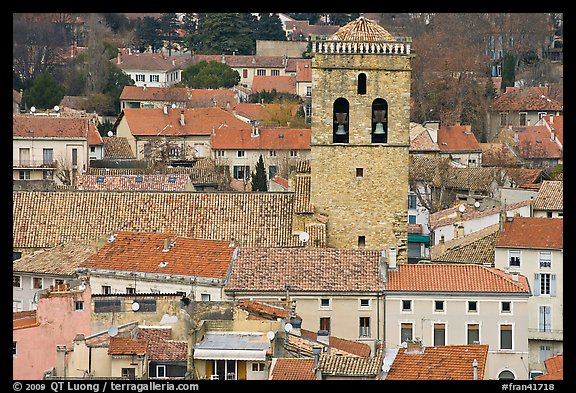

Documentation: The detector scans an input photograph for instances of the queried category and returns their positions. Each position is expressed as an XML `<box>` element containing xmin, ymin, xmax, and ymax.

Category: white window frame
<box><xmin>319</xmin><ymin>298</ymin><xmax>331</xmax><ymax>310</ymax></box>
<box><xmin>466</xmin><ymin>322</ymin><xmax>481</xmax><ymax>345</ymax></box>
<box><xmin>135</xmin><ymin>74</ymin><xmax>145</xmax><ymax>82</ymax></box>
<box><xmin>13</xmin><ymin>275</ymin><xmax>22</xmax><ymax>289</ymax></box>
<box><xmin>75</xmin><ymin>301</ymin><xmax>85</xmax><ymax>312</ymax></box>
<box><xmin>359</xmin><ymin>316</ymin><xmax>371</xmax><ymax>338</ymax></box>
<box><xmin>156</xmin><ymin>364</ymin><xmax>167</xmax><ymax>378</ymax></box>
<box><xmin>432</xmin><ymin>321</ymin><xmax>447</xmax><ymax>346</ymax></box>
<box><xmin>508</xmin><ymin>250</ymin><xmax>521</xmax><ymax>269</ymax></box>
<box><xmin>539</xmin><ymin>251</ymin><xmax>552</xmax><ymax>269</ymax></box>
<box><xmin>499</xmin><ymin>323</ymin><xmax>514</xmax><ymax>351</ymax></box>
<box><xmin>500</xmin><ymin>301</ymin><xmax>512</xmax><ymax>315</ymax></box>
<box><xmin>433</xmin><ymin>299</ymin><xmax>446</xmax><ymax>313</ymax></box>
<box><xmin>400</xmin><ymin>321</ymin><xmax>414</xmax><ymax>345</ymax></box>
<box><xmin>216</xmin><ymin>150</ymin><xmax>225</xmax><ymax>158</ymax></box>
<box><xmin>359</xmin><ymin>298</ymin><xmax>371</xmax><ymax>310</ymax></box>
<box><xmin>236</xmin><ymin>150</ymin><xmax>246</xmax><ymax>158</ymax></box>
<box><xmin>150</xmin><ymin>74</ymin><xmax>160</xmax><ymax>83</ymax></box>
<box><xmin>401</xmin><ymin>299</ymin><xmax>412</xmax><ymax>313</ymax></box>
<box><xmin>467</xmin><ymin>300</ymin><xmax>479</xmax><ymax>314</ymax></box>
<box><xmin>32</xmin><ymin>277</ymin><xmax>43</xmax><ymax>290</ymax></box>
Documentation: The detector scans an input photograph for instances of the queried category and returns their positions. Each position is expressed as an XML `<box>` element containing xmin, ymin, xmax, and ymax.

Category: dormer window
<box><xmin>333</xmin><ymin>98</ymin><xmax>349</xmax><ymax>143</ymax></box>
<box><xmin>371</xmin><ymin>98</ymin><xmax>388</xmax><ymax>143</ymax></box>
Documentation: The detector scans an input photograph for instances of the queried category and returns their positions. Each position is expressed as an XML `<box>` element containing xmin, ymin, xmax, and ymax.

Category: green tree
<box><xmin>159</xmin><ymin>13</ymin><xmax>180</xmax><ymax>55</ymax></box>
<box><xmin>22</xmin><ymin>70</ymin><xmax>65</xmax><ymax>110</ymax></box>
<box><xmin>501</xmin><ymin>52</ymin><xmax>516</xmax><ymax>92</ymax></box>
<box><xmin>179</xmin><ymin>60</ymin><xmax>240</xmax><ymax>89</ymax></box>
<box><xmin>255</xmin><ymin>13</ymin><xmax>286</xmax><ymax>41</ymax></box>
<box><xmin>252</xmin><ymin>155</ymin><xmax>268</xmax><ymax>192</ymax></box>
<box><xmin>135</xmin><ymin>16</ymin><xmax>162</xmax><ymax>52</ymax></box>
<box><xmin>103</xmin><ymin>63</ymin><xmax>135</xmax><ymax>114</ymax></box>
<box><xmin>197</xmin><ymin>13</ymin><xmax>254</xmax><ymax>55</ymax></box>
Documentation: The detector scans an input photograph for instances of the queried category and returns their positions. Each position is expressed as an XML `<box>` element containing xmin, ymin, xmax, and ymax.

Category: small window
<box><xmin>156</xmin><ymin>364</ymin><xmax>166</xmax><ymax>378</ymax></box>
<box><xmin>271</xmin><ymin>69</ymin><xmax>280</xmax><ymax>76</ymax></box>
<box><xmin>468</xmin><ymin>301</ymin><xmax>478</xmax><ymax>313</ymax></box>
<box><xmin>290</xmin><ymin>150</ymin><xmax>298</xmax><ymax>157</ymax></box>
<box><xmin>75</xmin><ymin>301</ymin><xmax>84</xmax><ymax>311</ymax></box>
<box><xmin>360</xmin><ymin>299</ymin><xmax>370</xmax><ymax>308</ymax></box>
<box><xmin>237</xmin><ymin>150</ymin><xmax>246</xmax><ymax>158</ymax></box>
<box><xmin>357</xmin><ymin>73</ymin><xmax>367</xmax><ymax>94</ymax></box>
<box><xmin>252</xmin><ymin>362</ymin><xmax>265</xmax><ymax>372</ymax></box>
<box><xmin>501</xmin><ymin>301</ymin><xmax>512</xmax><ymax>313</ymax></box>
<box><xmin>408</xmin><ymin>194</ymin><xmax>417</xmax><ymax>209</ymax></box>
<box><xmin>13</xmin><ymin>341</ymin><xmax>17</xmax><ymax>356</ymax></box>
<box><xmin>19</xmin><ymin>170</ymin><xmax>31</xmax><ymax>180</ymax></box>
<box><xmin>320</xmin><ymin>298</ymin><xmax>330</xmax><ymax>308</ymax></box>
<box><xmin>126</xmin><ymin>287</ymin><xmax>136</xmax><ymax>295</ymax></box>
<box><xmin>400</xmin><ymin>323</ymin><xmax>413</xmax><ymax>343</ymax></box>
<box><xmin>467</xmin><ymin>323</ymin><xmax>480</xmax><ymax>345</ymax></box>
<box><xmin>402</xmin><ymin>299</ymin><xmax>412</xmax><ymax>312</ymax></box>
<box><xmin>358</xmin><ymin>236</ymin><xmax>366</xmax><ymax>248</ymax></box>
<box><xmin>201</xmin><ymin>294</ymin><xmax>211</xmax><ymax>302</ymax></box>
<box><xmin>135</xmin><ymin>177</ymin><xmax>143</xmax><ymax>183</ymax></box>
<box><xmin>55</xmin><ymin>279</ymin><xmax>64</xmax><ymax>286</ymax></box>
<box><xmin>13</xmin><ymin>276</ymin><xmax>21</xmax><ymax>288</ymax></box>
<box><xmin>216</xmin><ymin>150</ymin><xmax>225</xmax><ymax>158</ymax></box>
<box><xmin>434</xmin><ymin>300</ymin><xmax>445</xmax><ymax>312</ymax></box>
<box><xmin>168</xmin><ymin>176</ymin><xmax>177</xmax><ymax>183</ymax></box>
<box><xmin>96</xmin><ymin>176</ymin><xmax>105</xmax><ymax>183</ymax></box>
<box><xmin>101</xmin><ymin>285</ymin><xmax>111</xmax><ymax>295</ymax></box>
<box><xmin>500</xmin><ymin>324</ymin><xmax>513</xmax><ymax>350</ymax></box>
<box><xmin>539</xmin><ymin>251</ymin><xmax>551</xmax><ymax>269</ymax></box>
<box><xmin>257</xmin><ymin>69</ymin><xmax>266</xmax><ymax>76</ymax></box>
<box><xmin>356</xmin><ymin>168</ymin><xmax>364</xmax><ymax>178</ymax></box>
<box><xmin>509</xmin><ymin>250</ymin><xmax>521</xmax><ymax>268</ymax></box>
<box><xmin>269</xmin><ymin>150</ymin><xmax>277</xmax><ymax>157</ymax></box>
<box><xmin>359</xmin><ymin>317</ymin><xmax>370</xmax><ymax>337</ymax></box>
<box><xmin>32</xmin><ymin>277</ymin><xmax>43</xmax><ymax>289</ymax></box>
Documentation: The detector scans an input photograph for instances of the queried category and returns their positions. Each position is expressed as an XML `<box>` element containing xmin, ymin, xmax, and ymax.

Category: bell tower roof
<box><xmin>330</xmin><ymin>16</ymin><xmax>395</xmax><ymax>42</ymax></box>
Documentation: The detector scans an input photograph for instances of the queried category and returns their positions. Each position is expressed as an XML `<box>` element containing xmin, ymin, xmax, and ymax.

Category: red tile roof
<box><xmin>386</xmin><ymin>344</ymin><xmax>489</xmax><ymax>380</ymax></box>
<box><xmin>300</xmin><ymin>329</ymin><xmax>371</xmax><ymax>357</ymax></box>
<box><xmin>210</xmin><ymin>127</ymin><xmax>310</xmax><ymax>150</ymax></box>
<box><xmin>542</xmin><ymin>115</ymin><xmax>563</xmax><ymax>145</ymax></box>
<box><xmin>495</xmin><ymin>217</ymin><xmax>563</xmax><ymax>249</ymax></box>
<box><xmin>491</xmin><ymin>86</ymin><xmax>563</xmax><ymax>111</ymax></box>
<box><xmin>13</xmin><ymin>116</ymin><xmax>97</xmax><ymax>139</ymax></box>
<box><xmin>113</xmin><ymin>52</ymin><xmax>180</xmax><ymax>72</ymax></box>
<box><xmin>137</xmin><ymin>327</ymin><xmax>187</xmax><ymax>361</ymax></box>
<box><xmin>535</xmin><ymin>354</ymin><xmax>563</xmax><ymax>380</ymax></box>
<box><xmin>386</xmin><ymin>264</ymin><xmax>530</xmax><ymax>293</ymax></box>
<box><xmin>270</xmin><ymin>358</ymin><xmax>316</xmax><ymax>380</ymax></box>
<box><xmin>108</xmin><ymin>337</ymin><xmax>148</xmax><ymax>355</ymax></box>
<box><xmin>238</xmin><ymin>299</ymin><xmax>291</xmax><ymax>320</ymax></box>
<box><xmin>508</xmin><ymin>125</ymin><xmax>563</xmax><ymax>159</ymax></box>
<box><xmin>437</xmin><ymin>123</ymin><xmax>481</xmax><ymax>152</ymax></box>
<box><xmin>80</xmin><ymin>231</ymin><xmax>236</xmax><ymax>279</ymax></box>
<box><xmin>76</xmin><ymin>174</ymin><xmax>191</xmax><ymax>191</ymax></box>
<box><xmin>295</xmin><ymin>60</ymin><xmax>312</xmax><ymax>82</ymax></box>
<box><xmin>13</xmin><ymin>310</ymin><xmax>39</xmax><ymax>330</ymax></box>
<box><xmin>331</xmin><ymin>16</ymin><xmax>395</xmax><ymax>41</ymax></box>
<box><xmin>251</xmin><ymin>75</ymin><xmax>297</xmax><ymax>94</ymax></box>
<box><xmin>122</xmin><ymin>107</ymin><xmax>251</xmax><ymax>136</ymax></box>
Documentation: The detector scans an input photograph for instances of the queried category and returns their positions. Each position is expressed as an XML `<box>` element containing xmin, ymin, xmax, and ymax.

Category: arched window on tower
<box><xmin>333</xmin><ymin>97</ymin><xmax>349</xmax><ymax>143</ymax></box>
<box><xmin>371</xmin><ymin>98</ymin><xmax>388</xmax><ymax>143</ymax></box>
<box><xmin>357</xmin><ymin>73</ymin><xmax>367</xmax><ymax>95</ymax></box>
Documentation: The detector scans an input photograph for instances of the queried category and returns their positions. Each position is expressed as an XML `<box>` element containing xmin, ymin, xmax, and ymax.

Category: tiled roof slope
<box><xmin>386</xmin><ymin>345</ymin><xmax>488</xmax><ymax>380</ymax></box>
<box><xmin>108</xmin><ymin>337</ymin><xmax>148</xmax><ymax>355</ymax></box>
<box><xmin>429</xmin><ymin>200</ymin><xmax>532</xmax><ymax>229</ymax></box>
<box><xmin>495</xmin><ymin>217</ymin><xmax>563</xmax><ymax>249</ymax></box>
<box><xmin>103</xmin><ymin>136</ymin><xmax>135</xmax><ymax>159</ymax></box>
<box><xmin>13</xmin><ymin>310</ymin><xmax>39</xmax><ymax>330</ymax></box>
<box><xmin>13</xmin><ymin>191</ymin><xmax>295</xmax><ymax>249</ymax></box>
<box><xmin>211</xmin><ymin>127</ymin><xmax>310</xmax><ymax>150</ymax></box>
<box><xmin>542</xmin><ymin>115</ymin><xmax>563</xmax><ymax>144</ymax></box>
<box><xmin>318</xmin><ymin>344</ymin><xmax>384</xmax><ymax>377</ymax></box>
<box><xmin>226</xmin><ymin>248</ymin><xmax>383</xmax><ymax>292</ymax></box>
<box><xmin>300</xmin><ymin>329</ymin><xmax>371</xmax><ymax>357</ymax></box>
<box><xmin>508</xmin><ymin>125</ymin><xmax>563</xmax><ymax>159</ymax></box>
<box><xmin>13</xmin><ymin>116</ymin><xmax>97</xmax><ymax>138</ymax></box>
<box><xmin>409</xmin><ymin>122</ymin><xmax>439</xmax><ymax>152</ymax></box>
<box><xmin>251</xmin><ymin>75</ymin><xmax>297</xmax><ymax>94</ymax></box>
<box><xmin>430</xmin><ymin>224</ymin><xmax>500</xmax><ymax>264</ymax></box>
<box><xmin>270</xmin><ymin>358</ymin><xmax>316</xmax><ymax>380</ymax></box>
<box><xmin>533</xmin><ymin>180</ymin><xmax>563</xmax><ymax>210</ymax></box>
<box><xmin>122</xmin><ymin>107</ymin><xmax>251</xmax><ymax>136</ymax></box>
<box><xmin>13</xmin><ymin>239</ymin><xmax>103</xmax><ymax>276</ymax></box>
<box><xmin>490</xmin><ymin>86</ymin><xmax>563</xmax><ymax>111</ymax></box>
<box><xmin>535</xmin><ymin>354</ymin><xmax>563</xmax><ymax>380</ymax></box>
<box><xmin>331</xmin><ymin>16</ymin><xmax>395</xmax><ymax>41</ymax></box>
<box><xmin>137</xmin><ymin>327</ymin><xmax>187</xmax><ymax>361</ymax></box>
<box><xmin>76</xmin><ymin>174</ymin><xmax>191</xmax><ymax>191</ymax></box>
<box><xmin>479</xmin><ymin>143</ymin><xmax>521</xmax><ymax>167</ymax></box>
<box><xmin>386</xmin><ymin>264</ymin><xmax>530</xmax><ymax>293</ymax></box>
<box><xmin>113</xmin><ymin>52</ymin><xmax>180</xmax><ymax>72</ymax></box>
<box><xmin>437</xmin><ymin>123</ymin><xmax>481</xmax><ymax>152</ymax></box>
<box><xmin>80</xmin><ymin>231</ymin><xmax>235</xmax><ymax>279</ymax></box>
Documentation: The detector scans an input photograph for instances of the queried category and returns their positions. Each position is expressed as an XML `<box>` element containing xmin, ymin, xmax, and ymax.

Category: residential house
<box><xmin>536</xmin><ymin>115</ymin><xmax>563</xmax><ymax>150</ymax></box>
<box><xmin>429</xmin><ymin>200</ymin><xmax>532</xmax><ymax>246</ymax></box>
<box><xmin>136</xmin><ymin>326</ymin><xmax>188</xmax><ymax>379</ymax></box>
<box><xmin>283</xmin><ymin>19</ymin><xmax>339</xmax><ymax>41</ymax></box>
<box><xmin>251</xmin><ymin>75</ymin><xmax>297</xmax><ymax>95</ymax></box>
<box><xmin>494</xmin><ymin>217</ymin><xmax>563</xmax><ymax>373</ymax></box>
<box><xmin>430</xmin><ymin>223</ymin><xmax>500</xmax><ymax>265</ymax></box>
<box><xmin>13</xmin><ymin>279</ymin><xmax>92</xmax><ymax>380</ymax></box>
<box><xmin>210</xmin><ymin>126</ymin><xmax>311</xmax><ymax>184</ymax></box>
<box><xmin>13</xmin><ymin>191</ymin><xmax>320</xmax><ymax>256</ymax></box>
<box><xmin>225</xmin><ymin>247</ymin><xmax>386</xmax><ymax>348</ymax></box>
<box><xmin>119</xmin><ymin>85</ymin><xmax>239</xmax><ymax>110</ymax></box>
<box><xmin>78</xmin><ymin>231</ymin><xmax>238</xmax><ymax>301</ymax></box>
<box><xmin>383</xmin><ymin>263</ymin><xmax>531</xmax><ymax>380</ymax></box>
<box><xmin>13</xmin><ymin>239</ymin><xmax>103</xmax><ymax>311</ymax></box>
<box><xmin>437</xmin><ymin>122</ymin><xmax>482</xmax><ymax>167</ymax></box>
<box><xmin>13</xmin><ymin>114</ymin><xmax>100</xmax><ymax>185</ymax></box>
<box><xmin>315</xmin><ymin>344</ymin><xmax>384</xmax><ymax>380</ymax></box>
<box><xmin>486</xmin><ymin>86</ymin><xmax>563</xmax><ymax>141</ymax></box>
<box><xmin>532</xmin><ymin>180</ymin><xmax>563</xmax><ymax>218</ymax></box>
<box><xmin>113</xmin><ymin>50</ymin><xmax>183</xmax><ymax>88</ymax></box>
<box><xmin>88</xmin><ymin>123</ymin><xmax>104</xmax><ymax>161</ymax></box>
<box><xmin>114</xmin><ymin>106</ymin><xmax>252</xmax><ymax>162</ymax></box>
<box><xmin>504</xmin><ymin>124</ymin><xmax>563</xmax><ymax>169</ymax></box>
<box><xmin>383</xmin><ymin>342</ymin><xmax>489</xmax><ymax>380</ymax></box>
<box><xmin>409</xmin><ymin>122</ymin><xmax>441</xmax><ymax>156</ymax></box>
<box><xmin>76</xmin><ymin>174</ymin><xmax>194</xmax><ymax>192</ymax></box>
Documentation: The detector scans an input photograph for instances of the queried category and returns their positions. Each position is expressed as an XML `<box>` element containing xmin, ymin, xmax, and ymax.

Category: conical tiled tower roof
<box><xmin>330</xmin><ymin>16</ymin><xmax>394</xmax><ymax>41</ymax></box>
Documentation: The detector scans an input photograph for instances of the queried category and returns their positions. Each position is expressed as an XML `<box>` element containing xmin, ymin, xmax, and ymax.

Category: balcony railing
<box><xmin>13</xmin><ymin>160</ymin><xmax>58</xmax><ymax>169</ymax></box>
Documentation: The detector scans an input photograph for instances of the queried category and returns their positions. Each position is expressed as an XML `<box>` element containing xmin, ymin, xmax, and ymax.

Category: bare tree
<box><xmin>85</xmin><ymin>14</ymin><xmax>112</xmax><ymax>95</ymax></box>
<box><xmin>408</xmin><ymin>155</ymin><xmax>457</xmax><ymax>214</ymax></box>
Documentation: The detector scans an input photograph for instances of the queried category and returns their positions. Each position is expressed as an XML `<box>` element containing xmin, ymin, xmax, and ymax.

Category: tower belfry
<box><xmin>309</xmin><ymin>16</ymin><xmax>413</xmax><ymax>260</ymax></box>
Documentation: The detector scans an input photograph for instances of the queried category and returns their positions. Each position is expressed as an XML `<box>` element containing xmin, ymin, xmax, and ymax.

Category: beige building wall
<box><xmin>310</xmin><ymin>52</ymin><xmax>411</xmax><ymax>253</ymax></box>
<box><xmin>385</xmin><ymin>294</ymin><xmax>530</xmax><ymax>379</ymax></box>
<box><xmin>494</xmin><ymin>247</ymin><xmax>563</xmax><ymax>372</ymax></box>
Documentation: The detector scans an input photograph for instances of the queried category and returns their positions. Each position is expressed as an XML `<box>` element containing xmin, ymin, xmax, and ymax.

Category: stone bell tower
<box><xmin>309</xmin><ymin>17</ymin><xmax>413</xmax><ymax>261</ymax></box>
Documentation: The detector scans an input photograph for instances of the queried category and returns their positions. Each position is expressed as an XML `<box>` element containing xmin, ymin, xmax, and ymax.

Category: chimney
<box><xmin>437</xmin><ymin>235</ymin><xmax>446</xmax><ymax>254</ymax></box>
<box><xmin>143</xmin><ymin>84</ymin><xmax>147</xmax><ymax>91</ymax></box>
<box><xmin>179</xmin><ymin>110</ymin><xmax>185</xmax><ymax>126</ymax></box>
<box><xmin>56</xmin><ymin>345</ymin><xmax>67</xmax><ymax>377</ymax></box>
<box><xmin>550</xmin><ymin>129</ymin><xmax>556</xmax><ymax>141</ymax></box>
<box><xmin>163</xmin><ymin>105</ymin><xmax>168</xmax><ymax>115</ymax></box>
<box><xmin>473</xmin><ymin>358</ymin><xmax>478</xmax><ymax>380</ymax></box>
<box><xmin>388</xmin><ymin>246</ymin><xmax>397</xmax><ymax>270</ymax></box>
<box><xmin>117</xmin><ymin>52</ymin><xmax>121</xmax><ymax>64</ymax></box>
<box><xmin>405</xmin><ymin>338</ymin><xmax>424</xmax><ymax>354</ymax></box>
<box><xmin>424</xmin><ymin>121</ymin><xmax>439</xmax><ymax>143</ymax></box>
<box><xmin>163</xmin><ymin>238</ymin><xmax>171</xmax><ymax>252</ymax></box>
<box><xmin>379</xmin><ymin>249</ymin><xmax>388</xmax><ymax>281</ymax></box>
<box><xmin>316</xmin><ymin>329</ymin><xmax>329</xmax><ymax>346</ymax></box>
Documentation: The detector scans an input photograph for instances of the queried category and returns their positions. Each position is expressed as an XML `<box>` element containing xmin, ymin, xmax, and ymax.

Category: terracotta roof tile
<box><xmin>300</xmin><ymin>329</ymin><xmax>371</xmax><ymax>357</ymax></box>
<box><xmin>533</xmin><ymin>180</ymin><xmax>563</xmax><ymax>211</ymax></box>
<box><xmin>409</xmin><ymin>122</ymin><xmax>440</xmax><ymax>152</ymax></box>
<box><xmin>437</xmin><ymin>123</ymin><xmax>481</xmax><ymax>152</ymax></box>
<box><xmin>318</xmin><ymin>344</ymin><xmax>384</xmax><ymax>377</ymax></box>
<box><xmin>113</xmin><ymin>52</ymin><xmax>180</xmax><ymax>72</ymax></box>
<box><xmin>331</xmin><ymin>16</ymin><xmax>395</xmax><ymax>41</ymax></box>
<box><xmin>431</xmin><ymin>224</ymin><xmax>500</xmax><ymax>264</ymax></box>
<box><xmin>386</xmin><ymin>345</ymin><xmax>488</xmax><ymax>380</ymax></box>
<box><xmin>495</xmin><ymin>217</ymin><xmax>563</xmax><ymax>249</ymax></box>
<box><xmin>270</xmin><ymin>358</ymin><xmax>316</xmax><ymax>380</ymax></box>
<box><xmin>535</xmin><ymin>354</ymin><xmax>563</xmax><ymax>380</ymax></box>
<box><xmin>238</xmin><ymin>299</ymin><xmax>291</xmax><ymax>320</ymax></box>
<box><xmin>80</xmin><ymin>231</ymin><xmax>235</xmax><ymax>279</ymax></box>
<box><xmin>429</xmin><ymin>200</ymin><xmax>532</xmax><ymax>229</ymax></box>
<box><xmin>103</xmin><ymin>136</ymin><xmax>135</xmax><ymax>159</ymax></box>
<box><xmin>13</xmin><ymin>310</ymin><xmax>39</xmax><ymax>330</ymax></box>
<box><xmin>76</xmin><ymin>174</ymin><xmax>192</xmax><ymax>191</ymax></box>
<box><xmin>542</xmin><ymin>115</ymin><xmax>563</xmax><ymax>144</ymax></box>
<box><xmin>479</xmin><ymin>143</ymin><xmax>521</xmax><ymax>167</ymax></box>
<box><xmin>508</xmin><ymin>125</ymin><xmax>563</xmax><ymax>159</ymax></box>
<box><xmin>108</xmin><ymin>337</ymin><xmax>148</xmax><ymax>355</ymax></box>
<box><xmin>226</xmin><ymin>248</ymin><xmax>383</xmax><ymax>292</ymax></box>
<box><xmin>386</xmin><ymin>264</ymin><xmax>530</xmax><ymax>293</ymax></box>
<box><xmin>251</xmin><ymin>75</ymin><xmax>297</xmax><ymax>95</ymax></box>
<box><xmin>13</xmin><ymin>116</ymin><xmax>96</xmax><ymax>139</ymax></box>
<box><xmin>491</xmin><ymin>86</ymin><xmax>563</xmax><ymax>111</ymax></box>
<box><xmin>137</xmin><ymin>327</ymin><xmax>187</xmax><ymax>361</ymax></box>
<box><xmin>13</xmin><ymin>191</ymin><xmax>296</xmax><ymax>249</ymax></box>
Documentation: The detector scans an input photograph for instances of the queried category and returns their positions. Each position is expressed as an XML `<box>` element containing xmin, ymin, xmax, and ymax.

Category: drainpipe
<box><xmin>473</xmin><ymin>358</ymin><xmax>478</xmax><ymax>380</ymax></box>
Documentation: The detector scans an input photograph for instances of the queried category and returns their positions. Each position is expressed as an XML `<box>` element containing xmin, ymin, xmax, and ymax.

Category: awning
<box><xmin>408</xmin><ymin>234</ymin><xmax>430</xmax><ymax>244</ymax></box>
<box><xmin>193</xmin><ymin>348</ymin><xmax>267</xmax><ymax>361</ymax></box>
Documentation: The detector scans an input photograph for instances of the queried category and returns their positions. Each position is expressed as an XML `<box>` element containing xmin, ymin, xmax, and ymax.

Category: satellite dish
<box><xmin>78</xmin><ymin>281</ymin><xmax>86</xmax><ymax>291</ymax></box>
<box><xmin>132</xmin><ymin>302</ymin><xmax>140</xmax><ymax>312</ymax></box>
<box><xmin>266</xmin><ymin>331</ymin><xmax>275</xmax><ymax>341</ymax></box>
<box><xmin>298</xmin><ymin>232</ymin><xmax>310</xmax><ymax>243</ymax></box>
<box><xmin>108</xmin><ymin>325</ymin><xmax>119</xmax><ymax>337</ymax></box>
<box><xmin>474</xmin><ymin>201</ymin><xmax>481</xmax><ymax>208</ymax></box>
<box><xmin>171</xmin><ymin>103</ymin><xmax>176</xmax><ymax>109</ymax></box>
<box><xmin>458</xmin><ymin>204</ymin><xmax>466</xmax><ymax>213</ymax></box>
<box><xmin>30</xmin><ymin>106</ymin><xmax>36</xmax><ymax>113</ymax></box>
<box><xmin>284</xmin><ymin>323</ymin><xmax>293</xmax><ymax>333</ymax></box>
<box><xmin>401</xmin><ymin>341</ymin><xmax>408</xmax><ymax>348</ymax></box>
<box><xmin>53</xmin><ymin>105</ymin><xmax>59</xmax><ymax>112</ymax></box>
<box><xmin>107</xmin><ymin>131</ymin><xmax>113</xmax><ymax>137</ymax></box>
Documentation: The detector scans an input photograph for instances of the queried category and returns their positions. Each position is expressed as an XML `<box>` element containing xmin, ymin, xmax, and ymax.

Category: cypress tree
<box><xmin>252</xmin><ymin>154</ymin><xmax>268</xmax><ymax>192</ymax></box>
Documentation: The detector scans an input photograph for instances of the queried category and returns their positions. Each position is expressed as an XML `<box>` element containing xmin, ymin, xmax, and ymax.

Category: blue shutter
<box><xmin>533</xmin><ymin>273</ymin><xmax>540</xmax><ymax>296</ymax></box>
<box><xmin>550</xmin><ymin>274</ymin><xmax>557</xmax><ymax>297</ymax></box>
